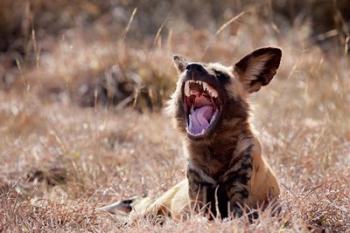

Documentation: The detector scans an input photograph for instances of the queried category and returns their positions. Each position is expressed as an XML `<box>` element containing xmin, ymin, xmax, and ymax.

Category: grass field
<box><xmin>0</xmin><ymin>1</ymin><xmax>349</xmax><ymax>232</ymax></box>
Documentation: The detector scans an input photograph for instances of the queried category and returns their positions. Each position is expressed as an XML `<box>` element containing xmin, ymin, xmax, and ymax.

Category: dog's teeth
<box><xmin>206</xmin><ymin>85</ymin><xmax>218</xmax><ymax>97</ymax></box>
<box><xmin>203</xmin><ymin>83</ymin><xmax>208</xmax><ymax>92</ymax></box>
<box><xmin>211</xmin><ymin>90</ymin><xmax>218</xmax><ymax>97</ymax></box>
<box><xmin>186</xmin><ymin>80</ymin><xmax>218</xmax><ymax>98</ymax></box>
<box><xmin>185</xmin><ymin>81</ymin><xmax>190</xmax><ymax>96</ymax></box>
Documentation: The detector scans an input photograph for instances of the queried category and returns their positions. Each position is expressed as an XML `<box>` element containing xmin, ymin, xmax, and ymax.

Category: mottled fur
<box><xmin>99</xmin><ymin>47</ymin><xmax>282</xmax><ymax>223</ymax></box>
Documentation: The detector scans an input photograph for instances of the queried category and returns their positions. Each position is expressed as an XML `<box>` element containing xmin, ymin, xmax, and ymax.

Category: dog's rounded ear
<box><xmin>173</xmin><ymin>55</ymin><xmax>188</xmax><ymax>73</ymax></box>
<box><xmin>234</xmin><ymin>47</ymin><xmax>282</xmax><ymax>93</ymax></box>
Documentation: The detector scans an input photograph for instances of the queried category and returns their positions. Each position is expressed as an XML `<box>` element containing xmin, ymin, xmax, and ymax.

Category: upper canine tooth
<box><xmin>185</xmin><ymin>81</ymin><xmax>190</xmax><ymax>96</ymax></box>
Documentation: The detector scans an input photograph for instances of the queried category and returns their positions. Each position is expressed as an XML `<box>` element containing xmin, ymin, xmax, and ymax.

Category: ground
<box><xmin>0</xmin><ymin>2</ymin><xmax>350</xmax><ymax>232</ymax></box>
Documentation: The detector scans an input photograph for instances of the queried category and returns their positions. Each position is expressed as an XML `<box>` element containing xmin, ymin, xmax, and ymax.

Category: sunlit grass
<box><xmin>0</xmin><ymin>2</ymin><xmax>349</xmax><ymax>232</ymax></box>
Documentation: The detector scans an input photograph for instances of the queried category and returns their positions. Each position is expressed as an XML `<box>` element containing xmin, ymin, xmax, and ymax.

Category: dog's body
<box><xmin>100</xmin><ymin>47</ymin><xmax>282</xmax><ymax>222</ymax></box>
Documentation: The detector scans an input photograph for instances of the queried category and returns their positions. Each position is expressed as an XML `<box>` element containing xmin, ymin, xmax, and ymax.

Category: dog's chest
<box><xmin>188</xmin><ymin>142</ymin><xmax>236</xmax><ymax>178</ymax></box>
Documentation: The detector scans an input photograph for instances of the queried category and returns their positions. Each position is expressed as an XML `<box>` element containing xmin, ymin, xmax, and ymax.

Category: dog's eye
<box><xmin>215</xmin><ymin>71</ymin><xmax>231</xmax><ymax>84</ymax></box>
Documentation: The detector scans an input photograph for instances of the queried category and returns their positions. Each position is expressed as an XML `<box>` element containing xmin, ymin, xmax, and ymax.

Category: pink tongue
<box><xmin>188</xmin><ymin>106</ymin><xmax>214</xmax><ymax>135</ymax></box>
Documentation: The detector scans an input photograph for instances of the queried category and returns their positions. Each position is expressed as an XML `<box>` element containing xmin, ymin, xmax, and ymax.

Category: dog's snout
<box><xmin>185</xmin><ymin>63</ymin><xmax>205</xmax><ymax>73</ymax></box>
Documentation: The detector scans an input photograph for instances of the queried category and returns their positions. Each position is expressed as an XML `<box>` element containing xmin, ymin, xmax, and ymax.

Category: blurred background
<box><xmin>0</xmin><ymin>0</ymin><xmax>349</xmax><ymax>110</ymax></box>
<box><xmin>0</xmin><ymin>1</ymin><xmax>349</xmax><ymax>232</ymax></box>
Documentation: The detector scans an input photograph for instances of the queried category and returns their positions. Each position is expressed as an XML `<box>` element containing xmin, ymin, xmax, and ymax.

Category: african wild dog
<box><xmin>100</xmin><ymin>47</ymin><xmax>282</xmax><ymax>222</ymax></box>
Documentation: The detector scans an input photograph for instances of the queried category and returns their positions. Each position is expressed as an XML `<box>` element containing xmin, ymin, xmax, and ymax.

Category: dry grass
<box><xmin>1</xmin><ymin>3</ymin><xmax>350</xmax><ymax>233</ymax></box>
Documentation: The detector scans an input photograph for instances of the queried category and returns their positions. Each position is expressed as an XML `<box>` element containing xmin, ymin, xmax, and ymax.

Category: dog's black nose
<box><xmin>185</xmin><ymin>63</ymin><xmax>205</xmax><ymax>72</ymax></box>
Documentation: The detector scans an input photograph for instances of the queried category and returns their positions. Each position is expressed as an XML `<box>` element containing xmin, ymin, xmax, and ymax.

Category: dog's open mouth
<box><xmin>183</xmin><ymin>80</ymin><xmax>222</xmax><ymax>138</ymax></box>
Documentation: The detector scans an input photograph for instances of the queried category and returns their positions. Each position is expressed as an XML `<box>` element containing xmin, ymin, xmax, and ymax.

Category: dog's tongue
<box><xmin>188</xmin><ymin>105</ymin><xmax>213</xmax><ymax>135</ymax></box>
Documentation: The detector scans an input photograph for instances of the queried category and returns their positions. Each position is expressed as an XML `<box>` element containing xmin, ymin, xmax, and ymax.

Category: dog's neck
<box><xmin>185</xmin><ymin>117</ymin><xmax>253</xmax><ymax>179</ymax></box>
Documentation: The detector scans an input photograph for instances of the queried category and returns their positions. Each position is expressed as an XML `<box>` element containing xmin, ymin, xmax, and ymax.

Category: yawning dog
<box><xmin>100</xmin><ymin>47</ymin><xmax>282</xmax><ymax>223</ymax></box>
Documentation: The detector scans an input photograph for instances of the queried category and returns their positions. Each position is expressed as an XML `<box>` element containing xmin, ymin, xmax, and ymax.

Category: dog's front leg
<box><xmin>220</xmin><ymin>144</ymin><xmax>253</xmax><ymax>217</ymax></box>
<box><xmin>187</xmin><ymin>165</ymin><xmax>219</xmax><ymax>217</ymax></box>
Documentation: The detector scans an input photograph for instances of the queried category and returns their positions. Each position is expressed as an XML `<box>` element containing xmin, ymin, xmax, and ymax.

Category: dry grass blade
<box><xmin>121</xmin><ymin>7</ymin><xmax>138</xmax><ymax>41</ymax></box>
<box><xmin>215</xmin><ymin>11</ymin><xmax>247</xmax><ymax>36</ymax></box>
<box><xmin>201</xmin><ymin>11</ymin><xmax>246</xmax><ymax>59</ymax></box>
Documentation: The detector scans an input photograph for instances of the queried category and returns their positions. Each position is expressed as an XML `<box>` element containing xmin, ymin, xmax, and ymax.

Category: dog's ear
<box><xmin>234</xmin><ymin>47</ymin><xmax>282</xmax><ymax>93</ymax></box>
<box><xmin>173</xmin><ymin>55</ymin><xmax>188</xmax><ymax>73</ymax></box>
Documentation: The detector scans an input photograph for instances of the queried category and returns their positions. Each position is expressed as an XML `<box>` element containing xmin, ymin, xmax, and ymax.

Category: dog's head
<box><xmin>168</xmin><ymin>47</ymin><xmax>282</xmax><ymax>141</ymax></box>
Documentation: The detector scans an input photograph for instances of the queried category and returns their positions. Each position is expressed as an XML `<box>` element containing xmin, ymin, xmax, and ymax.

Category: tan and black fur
<box><xmin>99</xmin><ymin>47</ymin><xmax>282</xmax><ymax>222</ymax></box>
